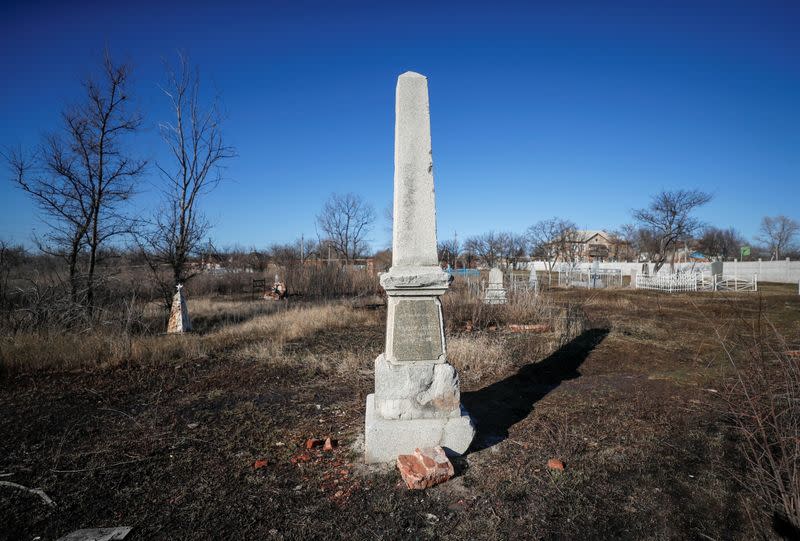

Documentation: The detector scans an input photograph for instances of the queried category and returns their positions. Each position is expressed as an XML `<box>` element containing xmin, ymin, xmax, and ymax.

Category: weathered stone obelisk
<box><xmin>167</xmin><ymin>284</ymin><xmax>191</xmax><ymax>333</ymax></box>
<box><xmin>364</xmin><ymin>72</ymin><xmax>474</xmax><ymax>463</ymax></box>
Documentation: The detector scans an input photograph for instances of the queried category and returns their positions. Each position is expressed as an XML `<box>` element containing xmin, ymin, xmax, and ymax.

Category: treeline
<box><xmin>438</xmin><ymin>190</ymin><xmax>799</xmax><ymax>274</ymax></box>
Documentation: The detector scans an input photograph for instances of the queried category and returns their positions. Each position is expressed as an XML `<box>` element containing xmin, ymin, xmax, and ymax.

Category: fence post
<box><xmin>787</xmin><ymin>257</ymin><xmax>791</xmax><ymax>282</ymax></box>
<box><xmin>754</xmin><ymin>274</ymin><xmax>758</xmax><ymax>292</ymax></box>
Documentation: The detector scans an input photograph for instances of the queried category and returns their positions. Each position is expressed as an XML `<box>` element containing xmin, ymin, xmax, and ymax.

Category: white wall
<box><xmin>525</xmin><ymin>259</ymin><xmax>800</xmax><ymax>283</ymax></box>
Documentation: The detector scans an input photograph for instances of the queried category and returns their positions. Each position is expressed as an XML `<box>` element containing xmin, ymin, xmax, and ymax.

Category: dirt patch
<box><xmin>2</xmin><ymin>289</ymin><xmax>797</xmax><ymax>539</ymax></box>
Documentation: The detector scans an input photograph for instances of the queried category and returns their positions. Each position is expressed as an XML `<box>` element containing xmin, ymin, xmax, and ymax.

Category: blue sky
<box><xmin>1</xmin><ymin>0</ymin><xmax>798</xmax><ymax>251</ymax></box>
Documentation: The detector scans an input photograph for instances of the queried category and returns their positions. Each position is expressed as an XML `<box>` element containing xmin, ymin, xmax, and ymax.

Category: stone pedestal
<box><xmin>364</xmin><ymin>72</ymin><xmax>474</xmax><ymax>463</ymax></box>
<box><xmin>364</xmin><ymin>395</ymin><xmax>474</xmax><ymax>463</ymax></box>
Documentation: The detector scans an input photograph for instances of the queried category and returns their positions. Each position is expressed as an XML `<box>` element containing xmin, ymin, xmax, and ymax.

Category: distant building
<box><xmin>569</xmin><ymin>230</ymin><xmax>632</xmax><ymax>262</ymax></box>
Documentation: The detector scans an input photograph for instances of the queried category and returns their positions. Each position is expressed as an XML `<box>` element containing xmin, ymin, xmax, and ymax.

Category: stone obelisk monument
<box><xmin>364</xmin><ymin>72</ymin><xmax>474</xmax><ymax>463</ymax></box>
<box><xmin>167</xmin><ymin>284</ymin><xmax>191</xmax><ymax>333</ymax></box>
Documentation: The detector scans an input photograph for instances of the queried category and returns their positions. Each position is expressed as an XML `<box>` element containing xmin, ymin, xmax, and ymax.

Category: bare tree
<box><xmin>696</xmin><ymin>226</ymin><xmax>744</xmax><ymax>260</ymax></box>
<box><xmin>315</xmin><ymin>193</ymin><xmax>375</xmax><ymax>263</ymax></box>
<box><xmin>140</xmin><ymin>52</ymin><xmax>236</xmax><ymax>303</ymax></box>
<box><xmin>619</xmin><ymin>223</ymin><xmax>661</xmax><ymax>263</ymax></box>
<box><xmin>756</xmin><ymin>215</ymin><xmax>799</xmax><ymax>261</ymax></box>
<box><xmin>500</xmin><ymin>232</ymin><xmax>528</xmax><ymax>270</ymax></box>
<box><xmin>606</xmin><ymin>229</ymin><xmax>634</xmax><ymax>261</ymax></box>
<box><xmin>6</xmin><ymin>53</ymin><xmax>145</xmax><ymax>310</ymax></box>
<box><xmin>632</xmin><ymin>189</ymin><xmax>712</xmax><ymax>273</ymax></box>
<box><xmin>437</xmin><ymin>237</ymin><xmax>460</xmax><ymax>268</ymax></box>
<box><xmin>463</xmin><ymin>231</ymin><xmax>506</xmax><ymax>269</ymax></box>
<box><xmin>526</xmin><ymin>218</ymin><xmax>580</xmax><ymax>273</ymax></box>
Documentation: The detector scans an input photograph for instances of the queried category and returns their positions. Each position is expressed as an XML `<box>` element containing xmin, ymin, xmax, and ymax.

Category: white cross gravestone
<box><xmin>167</xmin><ymin>284</ymin><xmax>191</xmax><ymax>334</ymax></box>
<box><xmin>484</xmin><ymin>267</ymin><xmax>507</xmax><ymax>304</ymax></box>
<box><xmin>364</xmin><ymin>72</ymin><xmax>475</xmax><ymax>463</ymax></box>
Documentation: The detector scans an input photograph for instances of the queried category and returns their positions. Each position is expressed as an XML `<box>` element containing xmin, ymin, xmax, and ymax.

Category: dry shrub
<box><xmin>443</xmin><ymin>283</ymin><xmax>585</xmax><ymax>333</ymax></box>
<box><xmin>721</xmin><ymin>316</ymin><xmax>800</xmax><ymax>535</ymax></box>
<box><xmin>447</xmin><ymin>334</ymin><xmax>510</xmax><ymax>383</ymax></box>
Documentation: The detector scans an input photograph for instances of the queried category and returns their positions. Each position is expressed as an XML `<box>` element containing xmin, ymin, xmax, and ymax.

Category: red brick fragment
<box><xmin>291</xmin><ymin>453</ymin><xmax>312</xmax><ymax>464</ymax></box>
<box><xmin>305</xmin><ymin>438</ymin><xmax>322</xmax><ymax>449</ymax></box>
<box><xmin>547</xmin><ymin>458</ymin><xmax>565</xmax><ymax>471</ymax></box>
<box><xmin>508</xmin><ymin>323</ymin><xmax>553</xmax><ymax>333</ymax></box>
<box><xmin>396</xmin><ymin>446</ymin><xmax>454</xmax><ymax>490</ymax></box>
<box><xmin>323</xmin><ymin>438</ymin><xmax>337</xmax><ymax>452</ymax></box>
<box><xmin>253</xmin><ymin>459</ymin><xmax>268</xmax><ymax>470</ymax></box>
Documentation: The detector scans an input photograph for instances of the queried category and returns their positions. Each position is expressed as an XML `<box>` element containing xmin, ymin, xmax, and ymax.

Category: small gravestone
<box><xmin>710</xmin><ymin>260</ymin><xmax>723</xmax><ymax>291</ymax></box>
<box><xmin>167</xmin><ymin>284</ymin><xmax>191</xmax><ymax>333</ymax></box>
<box><xmin>630</xmin><ymin>268</ymin><xmax>638</xmax><ymax>288</ymax></box>
<box><xmin>528</xmin><ymin>267</ymin><xmax>539</xmax><ymax>295</ymax></box>
<box><xmin>484</xmin><ymin>267</ymin><xmax>507</xmax><ymax>304</ymax></box>
<box><xmin>641</xmin><ymin>262</ymin><xmax>650</xmax><ymax>276</ymax></box>
<box><xmin>364</xmin><ymin>71</ymin><xmax>474</xmax><ymax>463</ymax></box>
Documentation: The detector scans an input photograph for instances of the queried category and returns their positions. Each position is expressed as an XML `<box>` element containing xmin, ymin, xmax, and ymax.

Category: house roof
<box><xmin>575</xmin><ymin>230</ymin><xmax>610</xmax><ymax>243</ymax></box>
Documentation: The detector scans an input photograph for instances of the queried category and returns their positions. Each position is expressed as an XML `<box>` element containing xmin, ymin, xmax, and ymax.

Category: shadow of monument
<box><xmin>461</xmin><ymin>328</ymin><xmax>609</xmax><ymax>453</ymax></box>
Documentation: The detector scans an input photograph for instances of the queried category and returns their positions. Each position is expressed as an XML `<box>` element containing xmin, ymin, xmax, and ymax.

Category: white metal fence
<box><xmin>527</xmin><ymin>259</ymin><xmax>800</xmax><ymax>283</ymax></box>
<box><xmin>635</xmin><ymin>272</ymin><xmax>758</xmax><ymax>293</ymax></box>
<box><xmin>558</xmin><ymin>265</ymin><xmax>623</xmax><ymax>289</ymax></box>
<box><xmin>509</xmin><ymin>274</ymin><xmax>537</xmax><ymax>293</ymax></box>
<box><xmin>714</xmin><ymin>275</ymin><xmax>758</xmax><ymax>292</ymax></box>
<box><xmin>635</xmin><ymin>272</ymin><xmax>705</xmax><ymax>292</ymax></box>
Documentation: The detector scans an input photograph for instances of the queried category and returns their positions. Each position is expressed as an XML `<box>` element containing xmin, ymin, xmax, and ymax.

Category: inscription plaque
<box><xmin>391</xmin><ymin>299</ymin><xmax>443</xmax><ymax>361</ymax></box>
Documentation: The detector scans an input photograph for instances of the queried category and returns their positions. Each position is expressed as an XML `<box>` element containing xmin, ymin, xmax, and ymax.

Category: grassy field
<box><xmin>1</xmin><ymin>284</ymin><xmax>798</xmax><ymax>539</ymax></box>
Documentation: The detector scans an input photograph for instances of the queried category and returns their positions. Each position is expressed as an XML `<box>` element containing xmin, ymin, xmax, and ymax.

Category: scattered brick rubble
<box><xmin>508</xmin><ymin>323</ymin><xmax>553</xmax><ymax>333</ymax></box>
<box><xmin>396</xmin><ymin>446</ymin><xmax>454</xmax><ymax>489</ymax></box>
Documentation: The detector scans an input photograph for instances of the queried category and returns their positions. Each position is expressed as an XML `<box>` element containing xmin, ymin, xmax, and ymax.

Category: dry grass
<box><xmin>0</xmin><ymin>301</ymin><xmax>379</xmax><ymax>374</ymax></box>
<box><xmin>447</xmin><ymin>334</ymin><xmax>510</xmax><ymax>383</ymax></box>
<box><xmin>721</xmin><ymin>316</ymin><xmax>800</xmax><ymax>533</ymax></box>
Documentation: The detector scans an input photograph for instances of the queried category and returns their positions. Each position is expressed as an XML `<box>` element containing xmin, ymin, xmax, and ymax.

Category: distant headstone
<box><xmin>641</xmin><ymin>263</ymin><xmax>650</xmax><ymax>276</ymax></box>
<box><xmin>710</xmin><ymin>260</ymin><xmax>724</xmax><ymax>291</ymax></box>
<box><xmin>630</xmin><ymin>268</ymin><xmax>638</xmax><ymax>289</ymax></box>
<box><xmin>364</xmin><ymin>72</ymin><xmax>474</xmax><ymax>464</ymax></box>
<box><xmin>484</xmin><ymin>267</ymin><xmax>507</xmax><ymax>304</ymax></box>
<box><xmin>167</xmin><ymin>284</ymin><xmax>191</xmax><ymax>333</ymax></box>
<box><xmin>528</xmin><ymin>267</ymin><xmax>539</xmax><ymax>294</ymax></box>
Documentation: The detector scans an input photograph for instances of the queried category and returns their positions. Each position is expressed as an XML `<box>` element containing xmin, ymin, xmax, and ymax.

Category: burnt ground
<box><xmin>1</xmin><ymin>285</ymin><xmax>799</xmax><ymax>540</ymax></box>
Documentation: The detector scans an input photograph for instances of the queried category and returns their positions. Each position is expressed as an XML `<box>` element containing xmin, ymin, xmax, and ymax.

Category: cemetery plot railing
<box><xmin>635</xmin><ymin>272</ymin><xmax>705</xmax><ymax>292</ymax></box>
<box><xmin>558</xmin><ymin>267</ymin><xmax>623</xmax><ymax>289</ymax></box>
<box><xmin>452</xmin><ymin>274</ymin><xmax>482</xmax><ymax>297</ymax></box>
<box><xmin>714</xmin><ymin>274</ymin><xmax>758</xmax><ymax>292</ymax></box>
<box><xmin>509</xmin><ymin>274</ymin><xmax>536</xmax><ymax>293</ymax></box>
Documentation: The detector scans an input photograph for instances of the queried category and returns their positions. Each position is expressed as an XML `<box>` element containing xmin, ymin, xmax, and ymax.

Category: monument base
<box><xmin>484</xmin><ymin>288</ymin><xmax>507</xmax><ymax>305</ymax></box>
<box><xmin>364</xmin><ymin>394</ymin><xmax>475</xmax><ymax>463</ymax></box>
